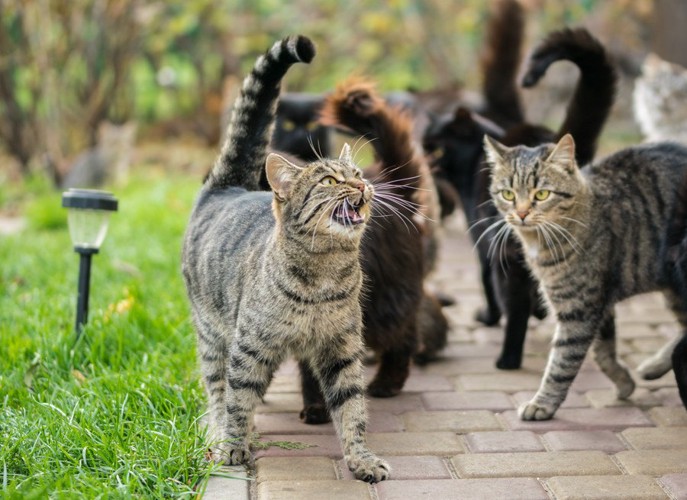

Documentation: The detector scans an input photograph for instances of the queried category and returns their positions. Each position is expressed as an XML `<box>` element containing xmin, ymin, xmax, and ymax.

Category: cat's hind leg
<box><xmin>644</xmin><ymin>289</ymin><xmax>687</xmax><ymax>380</ymax></box>
<box><xmin>592</xmin><ymin>312</ymin><xmax>635</xmax><ymax>399</ymax></box>
<box><xmin>671</xmin><ymin>334</ymin><xmax>687</xmax><ymax>409</ymax></box>
<box><xmin>637</xmin><ymin>334</ymin><xmax>681</xmax><ymax>380</ymax></box>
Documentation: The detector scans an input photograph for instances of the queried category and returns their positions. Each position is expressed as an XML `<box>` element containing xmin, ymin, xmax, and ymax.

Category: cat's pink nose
<box><xmin>516</xmin><ymin>210</ymin><xmax>529</xmax><ymax>221</ymax></box>
<box><xmin>353</xmin><ymin>180</ymin><xmax>365</xmax><ymax>193</ymax></box>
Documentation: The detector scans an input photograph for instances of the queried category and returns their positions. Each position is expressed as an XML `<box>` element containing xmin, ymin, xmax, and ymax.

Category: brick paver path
<box><xmin>205</xmin><ymin>214</ymin><xmax>687</xmax><ymax>500</ymax></box>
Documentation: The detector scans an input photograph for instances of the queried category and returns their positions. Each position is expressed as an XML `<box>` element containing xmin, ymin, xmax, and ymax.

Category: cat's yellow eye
<box><xmin>321</xmin><ymin>176</ymin><xmax>338</xmax><ymax>186</ymax></box>
<box><xmin>282</xmin><ymin>120</ymin><xmax>295</xmax><ymax>131</ymax></box>
<box><xmin>306</xmin><ymin>121</ymin><xmax>319</xmax><ymax>131</ymax></box>
<box><xmin>501</xmin><ymin>190</ymin><xmax>515</xmax><ymax>201</ymax></box>
<box><xmin>534</xmin><ymin>189</ymin><xmax>550</xmax><ymax>201</ymax></box>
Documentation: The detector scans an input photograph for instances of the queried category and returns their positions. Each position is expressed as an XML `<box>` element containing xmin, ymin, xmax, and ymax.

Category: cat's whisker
<box><xmin>559</xmin><ymin>216</ymin><xmax>588</xmax><ymax>228</ymax></box>
<box><xmin>541</xmin><ymin>222</ymin><xmax>566</xmax><ymax>263</ymax></box>
<box><xmin>372</xmin><ymin>191</ymin><xmax>432</xmax><ymax>222</ymax></box>
<box><xmin>472</xmin><ymin>217</ymin><xmax>507</xmax><ymax>249</ymax></box>
<box><xmin>371</xmin><ymin>198</ymin><xmax>417</xmax><ymax>233</ymax></box>
<box><xmin>544</xmin><ymin>220</ymin><xmax>583</xmax><ymax>256</ymax></box>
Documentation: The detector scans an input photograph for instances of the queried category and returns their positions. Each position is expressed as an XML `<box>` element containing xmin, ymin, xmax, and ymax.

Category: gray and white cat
<box><xmin>634</xmin><ymin>53</ymin><xmax>687</xmax><ymax>144</ymax></box>
<box><xmin>483</xmin><ymin>133</ymin><xmax>687</xmax><ymax>420</ymax></box>
<box><xmin>181</xmin><ymin>36</ymin><xmax>389</xmax><ymax>482</ymax></box>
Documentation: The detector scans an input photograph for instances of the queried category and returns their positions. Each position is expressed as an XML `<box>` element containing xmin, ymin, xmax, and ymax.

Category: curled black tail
<box><xmin>480</xmin><ymin>0</ymin><xmax>526</xmax><ymax>127</ymax></box>
<box><xmin>206</xmin><ymin>35</ymin><xmax>316</xmax><ymax>190</ymax></box>
<box><xmin>521</xmin><ymin>28</ymin><xmax>617</xmax><ymax>165</ymax></box>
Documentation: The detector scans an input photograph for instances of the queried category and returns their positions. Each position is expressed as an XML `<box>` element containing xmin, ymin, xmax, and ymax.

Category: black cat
<box><xmin>424</xmin><ymin>24</ymin><xmax>617</xmax><ymax>369</ymax></box>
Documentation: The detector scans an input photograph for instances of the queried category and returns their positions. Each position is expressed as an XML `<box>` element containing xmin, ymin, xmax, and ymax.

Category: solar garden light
<box><xmin>62</xmin><ymin>189</ymin><xmax>118</xmax><ymax>336</ymax></box>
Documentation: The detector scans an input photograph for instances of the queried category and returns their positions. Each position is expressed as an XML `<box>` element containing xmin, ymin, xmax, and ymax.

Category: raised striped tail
<box><xmin>205</xmin><ymin>35</ymin><xmax>316</xmax><ymax>190</ymax></box>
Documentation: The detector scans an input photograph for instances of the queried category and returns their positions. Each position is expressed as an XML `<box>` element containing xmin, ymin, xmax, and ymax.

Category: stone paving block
<box><xmin>422</xmin><ymin>391</ymin><xmax>514</xmax><ymax>411</ymax></box>
<box><xmin>616</xmin><ymin>323</ymin><xmax>659</xmax><ymax>339</ymax></box>
<box><xmin>513</xmin><ymin>391</ymin><xmax>590</xmax><ymax>408</ymax></box>
<box><xmin>375</xmin><ymin>478</ymin><xmax>549</xmax><ymax>500</ymax></box>
<box><xmin>338</xmin><ymin>455</ymin><xmax>451</xmax><ymax>481</ymax></box>
<box><xmin>440</xmin><ymin>342</ymin><xmax>503</xmax><ymax>358</ymax></box>
<box><xmin>367</xmin><ymin>432</ymin><xmax>465</xmax><ymax>456</ymax></box>
<box><xmin>585</xmin><ymin>387</ymin><xmax>661</xmax><ymax>409</ymax></box>
<box><xmin>614</xmin><ymin>450</ymin><xmax>687</xmax><ymax>475</ymax></box>
<box><xmin>542</xmin><ymin>430</ymin><xmax>627</xmax><ymax>453</ymax></box>
<box><xmin>659</xmin><ymin>473</ymin><xmax>687</xmax><ymax>500</ymax></box>
<box><xmin>569</xmin><ymin>370</ymin><xmax>616</xmax><ymax>391</ymax></box>
<box><xmin>268</xmin><ymin>375</ymin><xmax>300</xmax><ymax>393</ymax></box>
<box><xmin>367</xmin><ymin>393</ymin><xmax>425</xmax><ymax>415</ymax></box>
<box><xmin>545</xmin><ymin>475</ymin><xmax>667</xmax><ymax>500</ymax></box>
<box><xmin>253</xmin><ymin>434</ymin><xmax>341</xmax><ymax>459</ymax></box>
<box><xmin>653</xmin><ymin>388</ymin><xmax>684</xmax><ymax>407</ymax></box>
<box><xmin>203</xmin><ymin>466</ymin><xmax>251</xmax><ymax>500</ymax></box>
<box><xmin>454</xmin><ymin>371</ymin><xmax>544</xmax><ymax>392</ymax></box>
<box><xmin>256</xmin><ymin>457</ymin><xmax>336</xmax><ymax>482</ymax></box>
<box><xmin>257</xmin><ymin>480</ymin><xmax>372</xmax><ymax>500</ymax></box>
<box><xmin>254</xmin><ymin>411</ymin><xmax>403</xmax><ymax>435</ymax></box>
<box><xmin>451</xmin><ymin>451</ymin><xmax>620</xmax><ymax>478</ymax></box>
<box><xmin>421</xmin><ymin>357</ymin><xmax>499</xmax><ymax>376</ymax></box>
<box><xmin>621</xmin><ymin>427</ymin><xmax>687</xmax><ymax>450</ymax></box>
<box><xmin>464</xmin><ymin>431</ymin><xmax>545</xmax><ymax>453</ymax></box>
<box><xmin>402</xmin><ymin>410</ymin><xmax>501</xmax><ymax>433</ymax></box>
<box><xmin>401</xmin><ymin>372</ymin><xmax>454</xmax><ymax>392</ymax></box>
<box><xmin>500</xmin><ymin>407</ymin><xmax>653</xmax><ymax>432</ymax></box>
<box><xmin>256</xmin><ymin>392</ymin><xmax>303</xmax><ymax>414</ymax></box>
<box><xmin>254</xmin><ymin>413</ymin><xmax>335</xmax><ymax>436</ymax></box>
<box><xmin>648</xmin><ymin>407</ymin><xmax>687</xmax><ymax>427</ymax></box>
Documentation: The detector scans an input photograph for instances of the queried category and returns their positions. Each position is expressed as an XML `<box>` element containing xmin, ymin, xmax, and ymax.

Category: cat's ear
<box><xmin>546</xmin><ymin>134</ymin><xmax>576</xmax><ymax>172</ymax></box>
<box><xmin>339</xmin><ymin>143</ymin><xmax>353</xmax><ymax>163</ymax></box>
<box><xmin>483</xmin><ymin>135</ymin><xmax>509</xmax><ymax>166</ymax></box>
<box><xmin>266</xmin><ymin>153</ymin><xmax>301</xmax><ymax>201</ymax></box>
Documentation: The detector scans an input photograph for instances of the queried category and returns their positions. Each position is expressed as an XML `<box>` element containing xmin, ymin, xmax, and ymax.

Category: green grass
<box><xmin>0</xmin><ymin>170</ymin><xmax>224</xmax><ymax>498</ymax></box>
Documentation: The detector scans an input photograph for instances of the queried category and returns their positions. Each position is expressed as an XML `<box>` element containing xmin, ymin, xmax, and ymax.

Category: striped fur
<box><xmin>182</xmin><ymin>35</ymin><xmax>389</xmax><ymax>482</ymax></box>
<box><xmin>484</xmin><ymin>134</ymin><xmax>687</xmax><ymax>420</ymax></box>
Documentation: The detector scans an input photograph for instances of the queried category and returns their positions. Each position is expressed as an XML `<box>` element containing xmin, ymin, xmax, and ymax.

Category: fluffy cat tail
<box><xmin>206</xmin><ymin>35</ymin><xmax>316</xmax><ymax>191</ymax></box>
<box><xmin>480</xmin><ymin>0</ymin><xmax>526</xmax><ymax>127</ymax></box>
<box><xmin>521</xmin><ymin>28</ymin><xmax>617</xmax><ymax>166</ymax></box>
<box><xmin>320</xmin><ymin>77</ymin><xmax>422</xmax><ymax>198</ymax></box>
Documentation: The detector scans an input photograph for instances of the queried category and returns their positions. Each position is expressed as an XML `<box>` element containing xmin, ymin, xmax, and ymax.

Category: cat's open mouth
<box><xmin>332</xmin><ymin>200</ymin><xmax>365</xmax><ymax>226</ymax></box>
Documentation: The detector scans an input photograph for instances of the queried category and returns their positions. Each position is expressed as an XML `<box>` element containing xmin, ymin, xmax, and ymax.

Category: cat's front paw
<box><xmin>518</xmin><ymin>400</ymin><xmax>556</xmax><ymax>421</ymax></box>
<box><xmin>615</xmin><ymin>374</ymin><xmax>636</xmax><ymax>400</ymax></box>
<box><xmin>212</xmin><ymin>442</ymin><xmax>253</xmax><ymax>466</ymax></box>
<box><xmin>347</xmin><ymin>454</ymin><xmax>390</xmax><ymax>483</ymax></box>
<box><xmin>475</xmin><ymin>307</ymin><xmax>501</xmax><ymax>326</ymax></box>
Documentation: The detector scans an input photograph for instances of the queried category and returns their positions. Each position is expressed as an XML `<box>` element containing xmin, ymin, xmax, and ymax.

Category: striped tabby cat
<box><xmin>181</xmin><ymin>35</ymin><xmax>390</xmax><ymax>482</ymax></box>
<box><xmin>483</xmin><ymin>133</ymin><xmax>687</xmax><ymax>420</ymax></box>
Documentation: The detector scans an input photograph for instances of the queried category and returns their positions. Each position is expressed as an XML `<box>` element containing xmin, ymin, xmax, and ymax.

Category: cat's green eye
<box><xmin>282</xmin><ymin>120</ymin><xmax>295</xmax><ymax>131</ymax></box>
<box><xmin>501</xmin><ymin>190</ymin><xmax>515</xmax><ymax>201</ymax></box>
<box><xmin>321</xmin><ymin>176</ymin><xmax>338</xmax><ymax>186</ymax></box>
<box><xmin>534</xmin><ymin>189</ymin><xmax>550</xmax><ymax>201</ymax></box>
<box><xmin>306</xmin><ymin>121</ymin><xmax>319</xmax><ymax>131</ymax></box>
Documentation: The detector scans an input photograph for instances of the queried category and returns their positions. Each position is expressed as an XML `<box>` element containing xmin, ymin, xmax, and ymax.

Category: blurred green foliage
<box><xmin>0</xmin><ymin>0</ymin><xmax>651</xmax><ymax>180</ymax></box>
